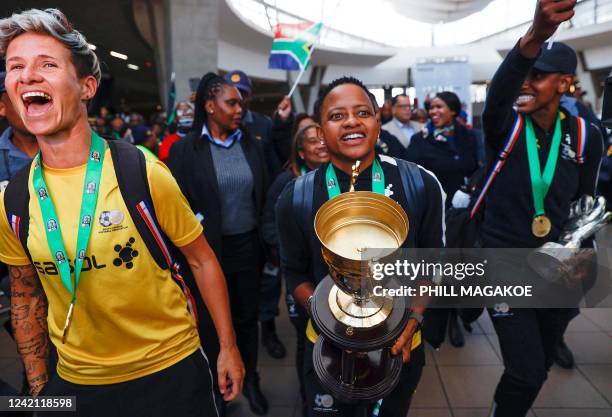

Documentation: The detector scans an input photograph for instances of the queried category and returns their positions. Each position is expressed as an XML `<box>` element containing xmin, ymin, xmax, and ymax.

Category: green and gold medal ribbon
<box><xmin>325</xmin><ymin>158</ymin><xmax>385</xmax><ymax>199</ymax></box>
<box><xmin>32</xmin><ymin>131</ymin><xmax>106</xmax><ymax>343</ymax></box>
<box><xmin>525</xmin><ymin>113</ymin><xmax>562</xmax><ymax>237</ymax></box>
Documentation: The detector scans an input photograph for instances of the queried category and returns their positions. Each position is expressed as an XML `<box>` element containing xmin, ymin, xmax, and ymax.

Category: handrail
<box><xmin>472</xmin><ymin>0</ymin><xmax>612</xmax><ymax>43</ymax></box>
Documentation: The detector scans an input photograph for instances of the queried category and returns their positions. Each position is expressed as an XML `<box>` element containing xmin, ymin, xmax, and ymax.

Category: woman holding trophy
<box><xmin>276</xmin><ymin>76</ymin><xmax>446</xmax><ymax>417</ymax></box>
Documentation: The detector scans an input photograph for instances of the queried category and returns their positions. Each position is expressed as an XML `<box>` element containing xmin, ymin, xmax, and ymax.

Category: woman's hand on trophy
<box><xmin>391</xmin><ymin>318</ymin><xmax>420</xmax><ymax>363</ymax></box>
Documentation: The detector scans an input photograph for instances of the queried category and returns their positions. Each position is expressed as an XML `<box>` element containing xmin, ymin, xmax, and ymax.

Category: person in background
<box><xmin>383</xmin><ymin>94</ymin><xmax>423</xmax><ymax>149</ymax></box>
<box><xmin>0</xmin><ymin>69</ymin><xmax>38</xmax><ymax>398</ymax></box>
<box><xmin>406</xmin><ymin>92</ymin><xmax>479</xmax><ymax>200</ymax></box>
<box><xmin>457</xmin><ymin>110</ymin><xmax>486</xmax><ymax>167</ymax></box>
<box><xmin>150</xmin><ymin>121</ymin><xmax>164</xmax><ymax>142</ymax></box>
<box><xmin>93</xmin><ymin>116</ymin><xmax>109</xmax><ymax>136</ymax></box>
<box><xmin>380</xmin><ymin>98</ymin><xmax>393</xmax><ymax>124</ymax></box>
<box><xmin>98</xmin><ymin>105</ymin><xmax>111</xmax><ymax>120</ymax></box>
<box><xmin>261</xmin><ymin>120</ymin><xmax>328</xmax><ymax>417</ymax></box>
<box><xmin>368</xmin><ymin>92</ymin><xmax>405</xmax><ymax>159</ymax></box>
<box><xmin>225</xmin><ymin>70</ymin><xmax>292</xmax><ymax>178</ymax></box>
<box><xmin>168</xmin><ymin>72</ymin><xmax>269</xmax><ymax>416</ymax></box>
<box><xmin>0</xmin><ymin>71</ymin><xmax>37</xmax><ymax>189</ymax></box>
<box><xmin>481</xmin><ymin>1</ymin><xmax>602</xmax><ymax>415</ymax></box>
<box><xmin>413</xmin><ymin>108</ymin><xmax>429</xmax><ymax>124</ymax></box>
<box><xmin>553</xmin><ymin>88</ymin><xmax>607</xmax><ymax>370</ymax></box>
<box><xmin>131</xmin><ymin>125</ymin><xmax>159</xmax><ymax>160</ymax></box>
<box><xmin>128</xmin><ymin>112</ymin><xmax>144</xmax><ymax>128</ymax></box>
<box><xmin>405</xmin><ymin>91</ymin><xmax>479</xmax><ymax>348</ymax></box>
<box><xmin>109</xmin><ymin>115</ymin><xmax>128</xmax><ymax>141</ymax></box>
<box><xmin>158</xmin><ymin>100</ymin><xmax>194</xmax><ymax>164</ymax></box>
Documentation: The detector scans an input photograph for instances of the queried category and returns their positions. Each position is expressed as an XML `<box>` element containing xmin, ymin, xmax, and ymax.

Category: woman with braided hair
<box><xmin>168</xmin><ymin>72</ymin><xmax>270</xmax><ymax>415</ymax></box>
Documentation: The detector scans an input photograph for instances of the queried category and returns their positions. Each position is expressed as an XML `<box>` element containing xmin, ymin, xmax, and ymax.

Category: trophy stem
<box><xmin>328</xmin><ymin>285</ymin><xmax>393</xmax><ymax>328</ymax></box>
<box><xmin>341</xmin><ymin>350</ymin><xmax>356</xmax><ymax>385</ymax></box>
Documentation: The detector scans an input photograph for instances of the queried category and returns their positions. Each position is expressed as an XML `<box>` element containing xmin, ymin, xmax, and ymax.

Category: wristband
<box><xmin>306</xmin><ymin>295</ymin><xmax>314</xmax><ymax>316</ymax></box>
<box><xmin>409</xmin><ymin>311</ymin><xmax>424</xmax><ymax>330</ymax></box>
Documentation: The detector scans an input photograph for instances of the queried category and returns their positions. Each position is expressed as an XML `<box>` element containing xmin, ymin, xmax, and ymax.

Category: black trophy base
<box><xmin>312</xmin><ymin>336</ymin><xmax>403</xmax><ymax>404</ymax></box>
<box><xmin>311</xmin><ymin>275</ymin><xmax>410</xmax><ymax>351</ymax></box>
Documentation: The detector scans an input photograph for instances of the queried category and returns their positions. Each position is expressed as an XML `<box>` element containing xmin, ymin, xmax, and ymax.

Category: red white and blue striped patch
<box><xmin>136</xmin><ymin>201</ymin><xmax>172</xmax><ymax>267</ymax></box>
<box><xmin>136</xmin><ymin>200</ymin><xmax>199</xmax><ymax>324</ymax></box>
<box><xmin>575</xmin><ymin>117</ymin><xmax>586</xmax><ymax>164</ymax></box>
<box><xmin>9</xmin><ymin>214</ymin><xmax>20</xmax><ymax>239</ymax></box>
<box><xmin>470</xmin><ymin>114</ymin><xmax>523</xmax><ymax>219</ymax></box>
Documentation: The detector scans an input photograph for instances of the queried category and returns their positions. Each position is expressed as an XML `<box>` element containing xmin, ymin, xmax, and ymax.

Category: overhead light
<box><xmin>110</xmin><ymin>51</ymin><xmax>128</xmax><ymax>60</ymax></box>
<box><xmin>127</xmin><ymin>64</ymin><xmax>139</xmax><ymax>70</ymax></box>
<box><xmin>88</xmin><ymin>43</ymin><xmax>97</xmax><ymax>50</ymax></box>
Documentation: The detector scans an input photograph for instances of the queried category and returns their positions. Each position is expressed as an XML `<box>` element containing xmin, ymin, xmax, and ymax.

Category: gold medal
<box><xmin>531</xmin><ymin>215</ymin><xmax>551</xmax><ymax>238</ymax></box>
<box><xmin>61</xmin><ymin>302</ymin><xmax>75</xmax><ymax>344</ymax></box>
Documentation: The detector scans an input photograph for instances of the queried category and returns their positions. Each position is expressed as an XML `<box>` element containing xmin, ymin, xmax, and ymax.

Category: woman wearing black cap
<box><xmin>479</xmin><ymin>1</ymin><xmax>603</xmax><ymax>416</ymax></box>
<box><xmin>168</xmin><ymin>73</ymin><xmax>269</xmax><ymax>415</ymax></box>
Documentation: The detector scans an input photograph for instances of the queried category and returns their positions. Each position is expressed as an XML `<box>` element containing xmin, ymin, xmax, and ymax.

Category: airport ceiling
<box><xmin>1</xmin><ymin>1</ymin><xmax>159</xmax><ymax>111</ymax></box>
<box><xmin>391</xmin><ymin>0</ymin><xmax>493</xmax><ymax>23</ymax></box>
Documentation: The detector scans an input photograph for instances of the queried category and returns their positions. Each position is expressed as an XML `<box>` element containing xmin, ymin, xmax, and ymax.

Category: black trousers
<box><xmin>489</xmin><ymin>308</ymin><xmax>574</xmax><ymax>417</ymax></box>
<box><xmin>303</xmin><ymin>339</ymin><xmax>425</xmax><ymax>417</ymax></box>
<box><xmin>38</xmin><ymin>349</ymin><xmax>218</xmax><ymax>417</ymax></box>
<box><xmin>221</xmin><ymin>231</ymin><xmax>262</xmax><ymax>380</ymax></box>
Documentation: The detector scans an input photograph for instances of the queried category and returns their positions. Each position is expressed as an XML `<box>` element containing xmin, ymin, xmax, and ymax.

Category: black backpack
<box><xmin>3</xmin><ymin>140</ymin><xmax>198</xmax><ymax>322</ymax></box>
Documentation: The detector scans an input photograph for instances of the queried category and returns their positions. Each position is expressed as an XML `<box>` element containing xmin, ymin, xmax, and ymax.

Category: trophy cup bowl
<box><xmin>311</xmin><ymin>190</ymin><xmax>411</xmax><ymax>403</ymax></box>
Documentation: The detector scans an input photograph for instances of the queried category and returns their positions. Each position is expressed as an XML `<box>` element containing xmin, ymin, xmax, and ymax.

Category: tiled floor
<box><xmin>0</xmin><ymin>307</ymin><xmax>611</xmax><ymax>416</ymax></box>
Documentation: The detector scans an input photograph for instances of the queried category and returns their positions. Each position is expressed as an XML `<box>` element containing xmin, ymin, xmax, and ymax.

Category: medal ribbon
<box><xmin>525</xmin><ymin>114</ymin><xmax>562</xmax><ymax>217</ymax></box>
<box><xmin>33</xmin><ymin>131</ymin><xmax>105</xmax><ymax>319</ymax></box>
<box><xmin>325</xmin><ymin>158</ymin><xmax>385</xmax><ymax>199</ymax></box>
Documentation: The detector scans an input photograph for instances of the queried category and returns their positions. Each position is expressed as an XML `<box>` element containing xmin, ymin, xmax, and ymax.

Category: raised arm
<box><xmin>483</xmin><ymin>0</ymin><xmax>576</xmax><ymax>146</ymax></box>
<box><xmin>9</xmin><ymin>264</ymin><xmax>49</xmax><ymax>396</ymax></box>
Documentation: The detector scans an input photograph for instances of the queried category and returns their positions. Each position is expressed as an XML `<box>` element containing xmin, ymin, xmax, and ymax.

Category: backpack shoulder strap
<box><xmin>292</xmin><ymin>170</ymin><xmax>316</xmax><ymax>235</ymax></box>
<box><xmin>470</xmin><ymin>113</ymin><xmax>523</xmax><ymax>218</ymax></box>
<box><xmin>395</xmin><ymin>158</ymin><xmax>425</xmax><ymax>238</ymax></box>
<box><xmin>108</xmin><ymin>140</ymin><xmax>200</xmax><ymax>323</ymax></box>
<box><xmin>393</xmin><ymin>158</ymin><xmax>425</xmax><ymax>217</ymax></box>
<box><xmin>107</xmin><ymin>140</ymin><xmax>171</xmax><ymax>270</ymax></box>
<box><xmin>570</xmin><ymin>115</ymin><xmax>588</xmax><ymax>165</ymax></box>
<box><xmin>4</xmin><ymin>162</ymin><xmax>33</xmax><ymax>262</ymax></box>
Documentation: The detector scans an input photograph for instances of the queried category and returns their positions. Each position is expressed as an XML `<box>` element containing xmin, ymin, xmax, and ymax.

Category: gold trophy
<box><xmin>310</xmin><ymin>161</ymin><xmax>411</xmax><ymax>404</ymax></box>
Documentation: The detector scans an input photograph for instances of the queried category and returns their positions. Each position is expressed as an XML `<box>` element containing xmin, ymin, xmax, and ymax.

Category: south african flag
<box><xmin>268</xmin><ymin>21</ymin><xmax>323</xmax><ymax>71</ymax></box>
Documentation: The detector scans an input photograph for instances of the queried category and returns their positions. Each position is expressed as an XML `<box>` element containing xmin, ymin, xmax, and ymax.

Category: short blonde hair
<box><xmin>0</xmin><ymin>8</ymin><xmax>101</xmax><ymax>84</ymax></box>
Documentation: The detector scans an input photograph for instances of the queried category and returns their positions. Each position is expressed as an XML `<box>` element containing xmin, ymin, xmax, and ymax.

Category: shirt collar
<box><xmin>200</xmin><ymin>123</ymin><xmax>242</xmax><ymax>148</ymax></box>
<box><xmin>394</xmin><ymin>118</ymin><xmax>411</xmax><ymax>129</ymax></box>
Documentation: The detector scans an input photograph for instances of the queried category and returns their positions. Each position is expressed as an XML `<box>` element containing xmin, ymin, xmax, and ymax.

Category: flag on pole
<box><xmin>167</xmin><ymin>72</ymin><xmax>176</xmax><ymax>125</ymax></box>
<box><xmin>268</xmin><ymin>22</ymin><xmax>323</xmax><ymax>71</ymax></box>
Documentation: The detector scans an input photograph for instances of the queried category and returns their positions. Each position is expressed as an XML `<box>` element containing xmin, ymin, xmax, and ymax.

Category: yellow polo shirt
<box><xmin>0</xmin><ymin>149</ymin><xmax>202</xmax><ymax>385</ymax></box>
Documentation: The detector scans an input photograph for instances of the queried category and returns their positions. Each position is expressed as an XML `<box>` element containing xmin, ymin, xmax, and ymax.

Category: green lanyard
<box><xmin>525</xmin><ymin>114</ymin><xmax>562</xmax><ymax>217</ymax></box>
<box><xmin>325</xmin><ymin>159</ymin><xmax>385</xmax><ymax>199</ymax></box>
<box><xmin>300</xmin><ymin>166</ymin><xmax>307</xmax><ymax>176</ymax></box>
<box><xmin>32</xmin><ymin>131</ymin><xmax>105</xmax><ymax>342</ymax></box>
